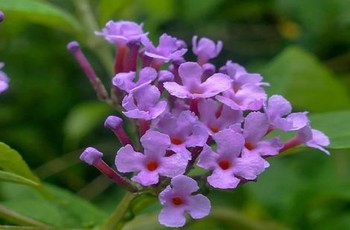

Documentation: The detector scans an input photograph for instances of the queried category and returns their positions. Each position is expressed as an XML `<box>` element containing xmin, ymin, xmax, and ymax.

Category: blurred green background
<box><xmin>0</xmin><ymin>0</ymin><xmax>350</xmax><ymax>229</ymax></box>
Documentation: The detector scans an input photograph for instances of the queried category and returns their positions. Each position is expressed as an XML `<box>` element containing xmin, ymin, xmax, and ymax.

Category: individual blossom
<box><xmin>163</xmin><ymin>62</ymin><xmax>232</xmax><ymax>99</ymax></box>
<box><xmin>264</xmin><ymin>95</ymin><xmax>309</xmax><ymax>131</ymax></box>
<box><xmin>0</xmin><ymin>62</ymin><xmax>9</xmax><ymax>93</ymax></box>
<box><xmin>112</xmin><ymin>67</ymin><xmax>158</xmax><ymax>93</ymax></box>
<box><xmin>141</xmin><ymin>33</ymin><xmax>187</xmax><ymax>67</ymax></box>
<box><xmin>216</xmin><ymin>61</ymin><xmax>268</xmax><ymax>111</ymax></box>
<box><xmin>153</xmin><ymin>111</ymin><xmax>208</xmax><ymax>160</ymax></box>
<box><xmin>197</xmin><ymin>98</ymin><xmax>243</xmax><ymax>135</ymax></box>
<box><xmin>242</xmin><ymin>112</ymin><xmax>283</xmax><ymax>157</ymax></box>
<box><xmin>282</xmin><ymin>124</ymin><xmax>330</xmax><ymax>155</ymax></box>
<box><xmin>198</xmin><ymin>129</ymin><xmax>268</xmax><ymax>189</ymax></box>
<box><xmin>115</xmin><ymin>130</ymin><xmax>188</xmax><ymax>186</ymax></box>
<box><xmin>158</xmin><ymin>175</ymin><xmax>211</xmax><ymax>227</ymax></box>
<box><xmin>95</xmin><ymin>20</ymin><xmax>147</xmax><ymax>45</ymax></box>
<box><xmin>122</xmin><ymin>83</ymin><xmax>167</xmax><ymax>120</ymax></box>
<box><xmin>192</xmin><ymin>36</ymin><xmax>223</xmax><ymax>65</ymax></box>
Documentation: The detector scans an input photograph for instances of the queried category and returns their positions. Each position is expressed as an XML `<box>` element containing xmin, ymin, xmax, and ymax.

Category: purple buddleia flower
<box><xmin>192</xmin><ymin>36</ymin><xmax>223</xmax><ymax>64</ymax></box>
<box><xmin>122</xmin><ymin>83</ymin><xmax>167</xmax><ymax>120</ymax></box>
<box><xmin>216</xmin><ymin>61</ymin><xmax>268</xmax><ymax>111</ymax></box>
<box><xmin>115</xmin><ymin>130</ymin><xmax>188</xmax><ymax>186</ymax></box>
<box><xmin>198</xmin><ymin>99</ymin><xmax>243</xmax><ymax>135</ymax></box>
<box><xmin>153</xmin><ymin>111</ymin><xmax>208</xmax><ymax>160</ymax></box>
<box><xmin>112</xmin><ymin>67</ymin><xmax>157</xmax><ymax>93</ymax></box>
<box><xmin>264</xmin><ymin>95</ymin><xmax>309</xmax><ymax>131</ymax></box>
<box><xmin>158</xmin><ymin>175</ymin><xmax>211</xmax><ymax>227</ymax></box>
<box><xmin>242</xmin><ymin>112</ymin><xmax>283</xmax><ymax>157</ymax></box>
<box><xmin>142</xmin><ymin>33</ymin><xmax>187</xmax><ymax>63</ymax></box>
<box><xmin>0</xmin><ymin>63</ymin><xmax>9</xmax><ymax>93</ymax></box>
<box><xmin>95</xmin><ymin>20</ymin><xmax>147</xmax><ymax>45</ymax></box>
<box><xmin>298</xmin><ymin>126</ymin><xmax>330</xmax><ymax>154</ymax></box>
<box><xmin>282</xmin><ymin>125</ymin><xmax>330</xmax><ymax>155</ymax></box>
<box><xmin>163</xmin><ymin>62</ymin><xmax>232</xmax><ymax>99</ymax></box>
<box><xmin>198</xmin><ymin>129</ymin><xmax>268</xmax><ymax>189</ymax></box>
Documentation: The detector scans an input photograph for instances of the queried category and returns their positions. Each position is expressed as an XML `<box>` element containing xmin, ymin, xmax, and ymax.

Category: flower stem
<box><xmin>103</xmin><ymin>192</ymin><xmax>136</xmax><ymax>230</ymax></box>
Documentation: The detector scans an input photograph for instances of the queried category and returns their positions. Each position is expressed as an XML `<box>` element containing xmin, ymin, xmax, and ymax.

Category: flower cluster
<box><xmin>69</xmin><ymin>20</ymin><xmax>330</xmax><ymax>228</ymax></box>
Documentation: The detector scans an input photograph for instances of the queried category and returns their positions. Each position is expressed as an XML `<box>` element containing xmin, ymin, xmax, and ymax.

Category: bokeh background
<box><xmin>0</xmin><ymin>0</ymin><xmax>350</xmax><ymax>229</ymax></box>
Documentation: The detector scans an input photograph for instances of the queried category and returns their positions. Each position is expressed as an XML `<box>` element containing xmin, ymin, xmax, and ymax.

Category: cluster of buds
<box><xmin>68</xmin><ymin>20</ymin><xmax>329</xmax><ymax>227</ymax></box>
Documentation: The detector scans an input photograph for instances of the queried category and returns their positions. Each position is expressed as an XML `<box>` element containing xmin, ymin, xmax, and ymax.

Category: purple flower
<box><xmin>192</xmin><ymin>36</ymin><xmax>223</xmax><ymax>64</ymax></box>
<box><xmin>0</xmin><ymin>63</ymin><xmax>9</xmax><ymax>93</ymax></box>
<box><xmin>115</xmin><ymin>130</ymin><xmax>188</xmax><ymax>186</ymax></box>
<box><xmin>216</xmin><ymin>61</ymin><xmax>268</xmax><ymax>111</ymax></box>
<box><xmin>163</xmin><ymin>62</ymin><xmax>232</xmax><ymax>99</ymax></box>
<box><xmin>242</xmin><ymin>112</ymin><xmax>283</xmax><ymax>157</ymax></box>
<box><xmin>142</xmin><ymin>33</ymin><xmax>187</xmax><ymax>63</ymax></box>
<box><xmin>198</xmin><ymin>99</ymin><xmax>243</xmax><ymax>135</ymax></box>
<box><xmin>158</xmin><ymin>175</ymin><xmax>211</xmax><ymax>227</ymax></box>
<box><xmin>153</xmin><ymin>111</ymin><xmax>208</xmax><ymax>160</ymax></box>
<box><xmin>112</xmin><ymin>67</ymin><xmax>157</xmax><ymax>93</ymax></box>
<box><xmin>198</xmin><ymin>129</ymin><xmax>268</xmax><ymax>189</ymax></box>
<box><xmin>122</xmin><ymin>83</ymin><xmax>167</xmax><ymax>120</ymax></box>
<box><xmin>264</xmin><ymin>95</ymin><xmax>309</xmax><ymax>131</ymax></box>
<box><xmin>297</xmin><ymin>125</ymin><xmax>330</xmax><ymax>154</ymax></box>
<box><xmin>95</xmin><ymin>20</ymin><xmax>147</xmax><ymax>45</ymax></box>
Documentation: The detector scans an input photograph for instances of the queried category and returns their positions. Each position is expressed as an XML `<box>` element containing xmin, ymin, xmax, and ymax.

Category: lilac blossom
<box><xmin>122</xmin><ymin>83</ymin><xmax>167</xmax><ymax>120</ymax></box>
<box><xmin>95</xmin><ymin>20</ymin><xmax>147</xmax><ymax>45</ymax></box>
<box><xmin>158</xmin><ymin>175</ymin><xmax>211</xmax><ymax>227</ymax></box>
<box><xmin>115</xmin><ymin>130</ymin><xmax>188</xmax><ymax>186</ymax></box>
<box><xmin>198</xmin><ymin>99</ymin><xmax>243</xmax><ymax>135</ymax></box>
<box><xmin>264</xmin><ymin>95</ymin><xmax>309</xmax><ymax>131</ymax></box>
<box><xmin>153</xmin><ymin>111</ymin><xmax>208</xmax><ymax>160</ymax></box>
<box><xmin>142</xmin><ymin>33</ymin><xmax>187</xmax><ymax>64</ymax></box>
<box><xmin>242</xmin><ymin>112</ymin><xmax>283</xmax><ymax>157</ymax></box>
<box><xmin>283</xmin><ymin>125</ymin><xmax>330</xmax><ymax>155</ymax></box>
<box><xmin>112</xmin><ymin>67</ymin><xmax>157</xmax><ymax>93</ymax></box>
<box><xmin>0</xmin><ymin>63</ymin><xmax>9</xmax><ymax>93</ymax></box>
<box><xmin>192</xmin><ymin>36</ymin><xmax>223</xmax><ymax>64</ymax></box>
<box><xmin>216</xmin><ymin>61</ymin><xmax>268</xmax><ymax>111</ymax></box>
<box><xmin>163</xmin><ymin>62</ymin><xmax>232</xmax><ymax>99</ymax></box>
<box><xmin>198</xmin><ymin>129</ymin><xmax>268</xmax><ymax>189</ymax></box>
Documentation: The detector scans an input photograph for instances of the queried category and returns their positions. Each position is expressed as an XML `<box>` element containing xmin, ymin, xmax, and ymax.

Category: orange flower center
<box><xmin>146</xmin><ymin>160</ymin><xmax>158</xmax><ymax>171</ymax></box>
<box><xmin>171</xmin><ymin>137</ymin><xmax>183</xmax><ymax>145</ymax></box>
<box><xmin>172</xmin><ymin>196</ymin><xmax>184</xmax><ymax>206</ymax></box>
<box><xmin>208</xmin><ymin>125</ymin><xmax>219</xmax><ymax>133</ymax></box>
<box><xmin>244</xmin><ymin>142</ymin><xmax>255</xmax><ymax>150</ymax></box>
<box><xmin>218</xmin><ymin>159</ymin><xmax>232</xmax><ymax>170</ymax></box>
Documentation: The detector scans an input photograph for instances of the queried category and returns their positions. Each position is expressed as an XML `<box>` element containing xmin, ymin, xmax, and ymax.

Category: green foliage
<box><xmin>309</xmin><ymin>111</ymin><xmax>350</xmax><ymax>149</ymax></box>
<box><xmin>261</xmin><ymin>46</ymin><xmax>350</xmax><ymax>112</ymax></box>
<box><xmin>0</xmin><ymin>183</ymin><xmax>107</xmax><ymax>228</ymax></box>
<box><xmin>63</xmin><ymin>101</ymin><xmax>114</xmax><ymax>147</ymax></box>
<box><xmin>0</xmin><ymin>143</ymin><xmax>40</xmax><ymax>184</ymax></box>
<box><xmin>0</xmin><ymin>0</ymin><xmax>81</xmax><ymax>35</ymax></box>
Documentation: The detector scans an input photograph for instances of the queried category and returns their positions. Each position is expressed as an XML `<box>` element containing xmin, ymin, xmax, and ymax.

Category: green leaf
<box><xmin>0</xmin><ymin>142</ymin><xmax>40</xmax><ymax>183</ymax></box>
<box><xmin>63</xmin><ymin>101</ymin><xmax>114</xmax><ymax>145</ymax></box>
<box><xmin>0</xmin><ymin>171</ymin><xmax>39</xmax><ymax>187</ymax></box>
<box><xmin>0</xmin><ymin>183</ymin><xmax>107</xmax><ymax>228</ymax></box>
<box><xmin>261</xmin><ymin>46</ymin><xmax>350</xmax><ymax>112</ymax></box>
<box><xmin>309</xmin><ymin>110</ymin><xmax>350</xmax><ymax>149</ymax></box>
<box><xmin>0</xmin><ymin>0</ymin><xmax>81</xmax><ymax>35</ymax></box>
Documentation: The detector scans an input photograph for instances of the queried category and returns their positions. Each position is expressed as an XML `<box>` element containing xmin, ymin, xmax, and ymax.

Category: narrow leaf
<box><xmin>0</xmin><ymin>0</ymin><xmax>81</xmax><ymax>35</ymax></box>
<box><xmin>0</xmin><ymin>142</ymin><xmax>40</xmax><ymax>183</ymax></box>
<box><xmin>0</xmin><ymin>171</ymin><xmax>39</xmax><ymax>187</ymax></box>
